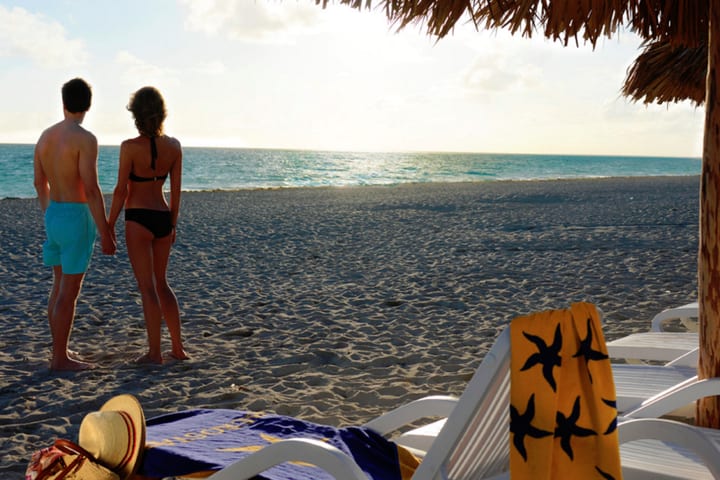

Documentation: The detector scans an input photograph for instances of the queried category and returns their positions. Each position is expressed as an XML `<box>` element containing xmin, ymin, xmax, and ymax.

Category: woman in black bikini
<box><xmin>109</xmin><ymin>86</ymin><xmax>188</xmax><ymax>364</ymax></box>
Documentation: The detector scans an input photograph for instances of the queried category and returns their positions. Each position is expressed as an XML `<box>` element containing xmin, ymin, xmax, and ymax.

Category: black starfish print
<box><xmin>573</xmin><ymin>317</ymin><xmax>609</xmax><ymax>383</ymax></box>
<box><xmin>521</xmin><ymin>323</ymin><xmax>562</xmax><ymax>391</ymax></box>
<box><xmin>510</xmin><ymin>394</ymin><xmax>553</xmax><ymax>461</ymax></box>
<box><xmin>554</xmin><ymin>396</ymin><xmax>597</xmax><ymax>460</ymax></box>
<box><xmin>603</xmin><ymin>416</ymin><xmax>617</xmax><ymax>435</ymax></box>
<box><xmin>602</xmin><ymin>398</ymin><xmax>618</xmax><ymax>434</ymax></box>
<box><xmin>595</xmin><ymin>466</ymin><xmax>616</xmax><ymax>480</ymax></box>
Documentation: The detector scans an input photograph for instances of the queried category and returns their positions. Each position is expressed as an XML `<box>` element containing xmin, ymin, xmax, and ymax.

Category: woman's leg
<box><xmin>153</xmin><ymin>233</ymin><xmax>188</xmax><ymax>360</ymax></box>
<box><xmin>126</xmin><ymin>221</ymin><xmax>164</xmax><ymax>363</ymax></box>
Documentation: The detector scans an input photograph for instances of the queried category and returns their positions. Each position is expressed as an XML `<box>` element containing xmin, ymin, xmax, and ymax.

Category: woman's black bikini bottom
<box><xmin>125</xmin><ymin>208</ymin><xmax>173</xmax><ymax>238</ymax></box>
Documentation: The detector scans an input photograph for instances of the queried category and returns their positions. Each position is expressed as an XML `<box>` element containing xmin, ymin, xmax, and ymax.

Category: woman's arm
<box><xmin>168</xmin><ymin>137</ymin><xmax>182</xmax><ymax>230</ymax></box>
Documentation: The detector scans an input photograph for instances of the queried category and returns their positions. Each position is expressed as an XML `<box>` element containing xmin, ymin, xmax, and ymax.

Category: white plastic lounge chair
<box><xmin>612</xmin><ymin>364</ymin><xmax>697</xmax><ymax>413</ymax></box>
<box><xmin>651</xmin><ymin>302</ymin><xmax>698</xmax><ymax>332</ymax></box>
<box><xmin>369</xmin><ymin>298</ymin><xmax>701</xmax><ymax>454</ymax></box>
<box><xmin>384</xmin><ymin>350</ymin><xmax>720</xmax><ymax>478</ymax></box>
<box><xmin>619</xmin><ymin>418</ymin><xmax>720</xmax><ymax>479</ymax></box>
<box><xmin>206</xmin><ymin>327</ymin><xmax>513</xmax><ymax>479</ymax></box>
<box><xmin>386</xmin><ymin>299</ymin><xmax>702</xmax><ymax>453</ymax></box>
<box><xmin>617</xmin><ymin>375</ymin><xmax>720</xmax><ymax>479</ymax></box>
<box><xmin>605</xmin><ymin>302</ymin><xmax>699</xmax><ymax>366</ymax></box>
<box><xmin>622</xmin><ymin>376</ymin><xmax>720</xmax><ymax>420</ymax></box>
<box><xmin>399</xmin><ymin>417</ymin><xmax>720</xmax><ymax>480</ymax></box>
<box><xmin>397</xmin><ymin>417</ymin><xmax>720</xmax><ymax>479</ymax></box>
<box><xmin>607</xmin><ymin>332</ymin><xmax>699</xmax><ymax>366</ymax></box>
<box><xmin>389</xmin><ymin>362</ymin><xmax>699</xmax><ymax>453</ymax></box>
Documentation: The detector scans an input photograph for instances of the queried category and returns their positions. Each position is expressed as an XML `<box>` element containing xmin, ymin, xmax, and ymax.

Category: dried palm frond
<box><xmin>623</xmin><ymin>40</ymin><xmax>707</xmax><ymax>105</ymax></box>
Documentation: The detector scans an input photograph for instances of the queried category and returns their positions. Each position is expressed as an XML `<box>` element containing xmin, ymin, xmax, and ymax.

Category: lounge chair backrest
<box><xmin>650</xmin><ymin>302</ymin><xmax>698</xmax><ymax>332</ymax></box>
<box><xmin>413</xmin><ymin>327</ymin><xmax>511</xmax><ymax>479</ymax></box>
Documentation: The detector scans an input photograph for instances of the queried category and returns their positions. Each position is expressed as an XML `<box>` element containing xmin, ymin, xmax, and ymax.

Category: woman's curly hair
<box><xmin>128</xmin><ymin>86</ymin><xmax>167</xmax><ymax>137</ymax></box>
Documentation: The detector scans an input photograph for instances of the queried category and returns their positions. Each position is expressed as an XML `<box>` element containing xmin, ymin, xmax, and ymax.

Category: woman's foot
<box><xmin>68</xmin><ymin>349</ymin><xmax>85</xmax><ymax>361</ymax></box>
<box><xmin>168</xmin><ymin>349</ymin><xmax>189</xmax><ymax>361</ymax></box>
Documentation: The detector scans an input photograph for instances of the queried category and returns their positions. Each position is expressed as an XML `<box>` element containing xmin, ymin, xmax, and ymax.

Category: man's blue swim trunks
<box><xmin>43</xmin><ymin>201</ymin><xmax>96</xmax><ymax>274</ymax></box>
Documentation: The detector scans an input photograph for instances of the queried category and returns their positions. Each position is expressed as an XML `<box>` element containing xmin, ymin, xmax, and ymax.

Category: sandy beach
<box><xmin>0</xmin><ymin>176</ymin><xmax>699</xmax><ymax>476</ymax></box>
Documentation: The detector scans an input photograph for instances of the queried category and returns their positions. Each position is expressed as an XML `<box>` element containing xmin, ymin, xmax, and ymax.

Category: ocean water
<box><xmin>0</xmin><ymin>143</ymin><xmax>701</xmax><ymax>200</ymax></box>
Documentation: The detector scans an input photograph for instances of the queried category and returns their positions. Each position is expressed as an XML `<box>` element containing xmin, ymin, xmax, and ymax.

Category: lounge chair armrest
<box><xmin>362</xmin><ymin>395</ymin><xmax>459</xmax><ymax>435</ymax></box>
<box><xmin>205</xmin><ymin>438</ymin><xmax>369</xmax><ymax>480</ymax></box>
<box><xmin>618</xmin><ymin>418</ymin><xmax>720</xmax><ymax>478</ymax></box>
<box><xmin>623</xmin><ymin>376</ymin><xmax>720</xmax><ymax>419</ymax></box>
<box><xmin>665</xmin><ymin>347</ymin><xmax>699</xmax><ymax>367</ymax></box>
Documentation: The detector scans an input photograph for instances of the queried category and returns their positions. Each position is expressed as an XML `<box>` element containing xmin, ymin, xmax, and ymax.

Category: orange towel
<box><xmin>510</xmin><ymin>302</ymin><xmax>622</xmax><ymax>479</ymax></box>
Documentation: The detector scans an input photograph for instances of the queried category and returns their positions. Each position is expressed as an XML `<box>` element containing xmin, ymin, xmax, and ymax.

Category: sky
<box><xmin>0</xmin><ymin>0</ymin><xmax>705</xmax><ymax>157</ymax></box>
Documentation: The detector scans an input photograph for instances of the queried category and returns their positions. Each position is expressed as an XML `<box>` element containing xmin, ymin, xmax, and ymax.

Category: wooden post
<box><xmin>698</xmin><ymin>0</ymin><xmax>720</xmax><ymax>428</ymax></box>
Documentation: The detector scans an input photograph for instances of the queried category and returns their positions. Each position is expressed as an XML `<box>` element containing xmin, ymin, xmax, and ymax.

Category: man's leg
<box><xmin>47</xmin><ymin>265</ymin><xmax>61</xmax><ymax>330</ymax></box>
<box><xmin>48</xmin><ymin>266</ymin><xmax>83</xmax><ymax>361</ymax></box>
<box><xmin>49</xmin><ymin>270</ymin><xmax>95</xmax><ymax>371</ymax></box>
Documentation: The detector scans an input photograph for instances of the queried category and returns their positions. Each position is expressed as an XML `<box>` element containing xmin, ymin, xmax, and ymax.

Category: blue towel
<box><xmin>139</xmin><ymin>409</ymin><xmax>418</xmax><ymax>479</ymax></box>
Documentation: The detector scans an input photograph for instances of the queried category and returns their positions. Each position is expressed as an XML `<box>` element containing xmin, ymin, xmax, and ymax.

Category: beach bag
<box><xmin>25</xmin><ymin>438</ymin><xmax>119</xmax><ymax>480</ymax></box>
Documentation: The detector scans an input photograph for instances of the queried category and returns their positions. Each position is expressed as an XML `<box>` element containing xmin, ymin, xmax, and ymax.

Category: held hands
<box><xmin>101</xmin><ymin>223</ymin><xmax>117</xmax><ymax>255</ymax></box>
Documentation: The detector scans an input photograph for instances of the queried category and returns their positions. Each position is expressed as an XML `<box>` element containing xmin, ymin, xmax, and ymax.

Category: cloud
<box><xmin>194</xmin><ymin>60</ymin><xmax>227</xmax><ymax>75</ymax></box>
<box><xmin>462</xmin><ymin>52</ymin><xmax>542</xmax><ymax>95</ymax></box>
<box><xmin>178</xmin><ymin>0</ymin><xmax>323</xmax><ymax>43</ymax></box>
<box><xmin>0</xmin><ymin>5</ymin><xmax>88</xmax><ymax>68</ymax></box>
<box><xmin>115</xmin><ymin>51</ymin><xmax>179</xmax><ymax>87</ymax></box>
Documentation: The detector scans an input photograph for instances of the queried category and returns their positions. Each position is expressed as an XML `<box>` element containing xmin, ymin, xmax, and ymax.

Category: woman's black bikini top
<box><xmin>129</xmin><ymin>137</ymin><xmax>168</xmax><ymax>182</ymax></box>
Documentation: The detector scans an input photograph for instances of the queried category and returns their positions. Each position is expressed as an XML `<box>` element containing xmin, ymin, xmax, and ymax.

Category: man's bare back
<box><xmin>36</xmin><ymin>121</ymin><xmax>95</xmax><ymax>197</ymax></box>
<box><xmin>35</xmin><ymin>120</ymin><xmax>97</xmax><ymax>204</ymax></box>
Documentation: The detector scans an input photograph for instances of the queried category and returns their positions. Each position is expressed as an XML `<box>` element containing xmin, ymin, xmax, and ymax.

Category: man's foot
<box><xmin>50</xmin><ymin>357</ymin><xmax>96</xmax><ymax>371</ymax></box>
<box><xmin>135</xmin><ymin>352</ymin><xmax>163</xmax><ymax>365</ymax></box>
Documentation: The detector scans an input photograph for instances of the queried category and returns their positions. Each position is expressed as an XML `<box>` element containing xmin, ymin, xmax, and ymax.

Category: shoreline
<box><xmin>0</xmin><ymin>173</ymin><xmax>703</xmax><ymax>201</ymax></box>
<box><xmin>0</xmin><ymin>176</ymin><xmax>699</xmax><ymax>475</ymax></box>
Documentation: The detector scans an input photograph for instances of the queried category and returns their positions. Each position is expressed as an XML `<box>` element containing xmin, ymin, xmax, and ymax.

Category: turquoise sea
<box><xmin>0</xmin><ymin>143</ymin><xmax>701</xmax><ymax>200</ymax></box>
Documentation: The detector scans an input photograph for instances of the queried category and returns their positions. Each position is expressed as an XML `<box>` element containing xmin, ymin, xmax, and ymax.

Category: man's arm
<box><xmin>33</xmin><ymin>135</ymin><xmax>50</xmax><ymax>211</ymax></box>
<box><xmin>78</xmin><ymin>133</ymin><xmax>115</xmax><ymax>255</ymax></box>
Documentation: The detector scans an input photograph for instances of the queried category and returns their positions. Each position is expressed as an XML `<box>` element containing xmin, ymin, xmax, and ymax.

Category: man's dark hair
<box><xmin>62</xmin><ymin>78</ymin><xmax>92</xmax><ymax>113</ymax></box>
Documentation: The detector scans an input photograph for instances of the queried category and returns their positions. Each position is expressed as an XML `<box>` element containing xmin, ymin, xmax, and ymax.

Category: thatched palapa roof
<box><xmin>318</xmin><ymin>1</ymin><xmax>708</xmax><ymax>45</ymax></box>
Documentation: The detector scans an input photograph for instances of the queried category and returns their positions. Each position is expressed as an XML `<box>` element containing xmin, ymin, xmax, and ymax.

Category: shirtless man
<box><xmin>33</xmin><ymin>78</ymin><xmax>116</xmax><ymax>371</ymax></box>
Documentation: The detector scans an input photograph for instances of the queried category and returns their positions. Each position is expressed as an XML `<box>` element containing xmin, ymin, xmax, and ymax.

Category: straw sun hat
<box><xmin>78</xmin><ymin>394</ymin><xmax>146</xmax><ymax>479</ymax></box>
